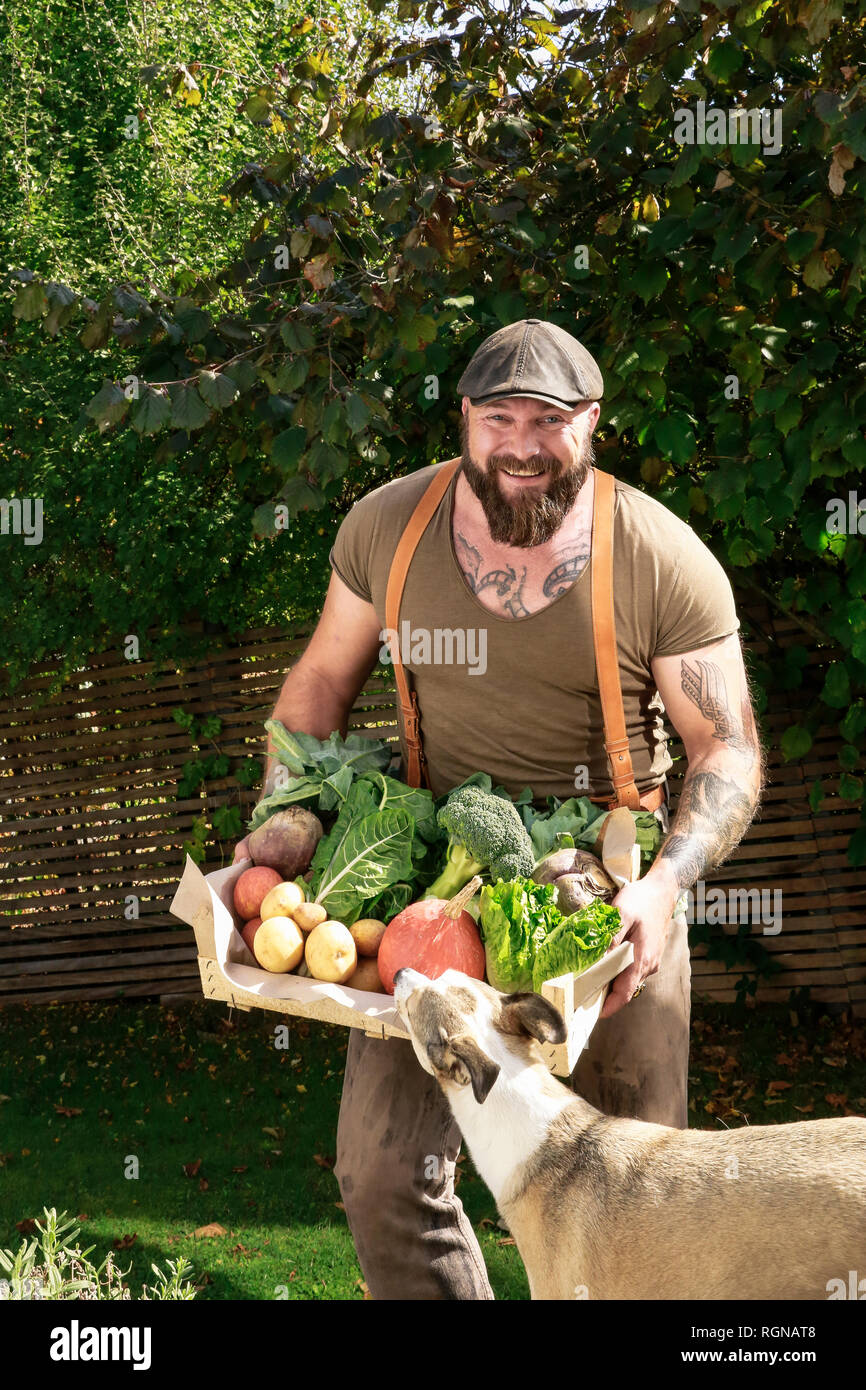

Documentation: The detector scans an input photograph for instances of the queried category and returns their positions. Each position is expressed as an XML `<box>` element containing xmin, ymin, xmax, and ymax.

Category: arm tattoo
<box><xmin>681</xmin><ymin>659</ymin><xmax>757</xmax><ymax>765</ymax></box>
<box><xmin>657</xmin><ymin>768</ymin><xmax>757</xmax><ymax>892</ymax></box>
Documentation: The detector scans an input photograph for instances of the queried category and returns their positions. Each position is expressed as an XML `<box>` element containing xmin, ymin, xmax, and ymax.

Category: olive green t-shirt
<box><xmin>329</xmin><ymin>462</ymin><xmax>740</xmax><ymax>801</ymax></box>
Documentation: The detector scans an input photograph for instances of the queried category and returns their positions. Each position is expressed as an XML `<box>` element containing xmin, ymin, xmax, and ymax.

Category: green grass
<box><xmin>0</xmin><ymin>997</ymin><xmax>864</xmax><ymax>1300</ymax></box>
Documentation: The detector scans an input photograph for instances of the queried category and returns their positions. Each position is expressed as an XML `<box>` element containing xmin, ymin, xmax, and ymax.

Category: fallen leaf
<box><xmin>193</xmin><ymin>1223</ymin><xmax>228</xmax><ymax>1238</ymax></box>
<box><xmin>112</xmin><ymin>1233</ymin><xmax>137</xmax><ymax>1250</ymax></box>
<box><xmin>713</xmin><ymin>169</ymin><xmax>734</xmax><ymax>191</ymax></box>
<box><xmin>766</xmin><ymin>1079</ymin><xmax>792</xmax><ymax>1094</ymax></box>
<box><xmin>479</xmin><ymin>1217</ymin><xmax>497</xmax><ymax>1229</ymax></box>
<box><xmin>313</xmin><ymin>1153</ymin><xmax>334</xmax><ymax>1169</ymax></box>
<box><xmin>497</xmin><ymin>1236</ymin><xmax>516</xmax><ymax>1247</ymax></box>
<box><xmin>183</xmin><ymin>1159</ymin><xmax>202</xmax><ymax>1178</ymax></box>
<box><xmin>334</xmin><ymin>1202</ymin><xmax>346</xmax><ymax>1211</ymax></box>
<box><xmin>794</xmin><ymin>1102</ymin><xmax>814</xmax><ymax>1114</ymax></box>
<box><xmin>54</xmin><ymin>1105</ymin><xmax>83</xmax><ymax>1117</ymax></box>
<box><xmin>15</xmin><ymin>1218</ymin><xmax>36</xmax><ymax>1235</ymax></box>
<box><xmin>825</xmin><ymin>1093</ymin><xmax>849</xmax><ymax>1109</ymax></box>
<box><xmin>199</xmin><ymin>1177</ymin><xmax>209</xmax><ymax>1192</ymax></box>
<box><xmin>231</xmin><ymin>1165</ymin><xmax>248</xmax><ymax>1173</ymax></box>
<box><xmin>822</xmin><ymin>1057</ymin><xmax>846</xmax><ymax>1068</ymax></box>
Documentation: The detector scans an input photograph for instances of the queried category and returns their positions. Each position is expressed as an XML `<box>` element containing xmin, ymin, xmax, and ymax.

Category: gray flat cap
<box><xmin>457</xmin><ymin>318</ymin><xmax>604</xmax><ymax>408</ymax></box>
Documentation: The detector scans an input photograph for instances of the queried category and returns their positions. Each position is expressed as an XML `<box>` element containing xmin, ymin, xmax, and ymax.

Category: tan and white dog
<box><xmin>393</xmin><ymin>966</ymin><xmax>866</xmax><ymax>1300</ymax></box>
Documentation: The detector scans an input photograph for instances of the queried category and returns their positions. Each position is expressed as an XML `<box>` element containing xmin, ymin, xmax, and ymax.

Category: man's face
<box><xmin>459</xmin><ymin>396</ymin><xmax>599</xmax><ymax>548</ymax></box>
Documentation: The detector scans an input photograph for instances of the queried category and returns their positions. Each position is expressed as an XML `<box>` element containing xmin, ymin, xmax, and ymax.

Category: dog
<box><xmin>393</xmin><ymin>967</ymin><xmax>866</xmax><ymax>1300</ymax></box>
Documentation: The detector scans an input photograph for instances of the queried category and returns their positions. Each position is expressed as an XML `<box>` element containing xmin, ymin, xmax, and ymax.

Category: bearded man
<box><xmin>235</xmin><ymin>318</ymin><xmax>764</xmax><ymax>1300</ymax></box>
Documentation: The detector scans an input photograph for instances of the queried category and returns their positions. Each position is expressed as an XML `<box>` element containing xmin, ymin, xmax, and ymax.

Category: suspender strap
<box><xmin>383</xmin><ymin>458</ymin><xmax>641</xmax><ymax>808</ymax></box>
<box><xmin>384</xmin><ymin>458</ymin><xmax>462</xmax><ymax>788</ymax></box>
<box><xmin>591</xmin><ymin>468</ymin><xmax>641</xmax><ymax>810</ymax></box>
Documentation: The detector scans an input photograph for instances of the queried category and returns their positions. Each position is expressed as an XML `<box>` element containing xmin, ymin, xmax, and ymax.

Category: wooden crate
<box><xmin>170</xmin><ymin>854</ymin><xmax>634</xmax><ymax>1076</ymax></box>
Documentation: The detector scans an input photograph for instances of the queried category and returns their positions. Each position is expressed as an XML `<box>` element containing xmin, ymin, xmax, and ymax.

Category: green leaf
<box><xmin>198</xmin><ymin>370</ymin><xmax>238</xmax><ymax>410</ymax></box>
<box><xmin>129</xmin><ymin>387</ymin><xmax>171</xmax><ymax>435</ymax></box>
<box><xmin>169</xmin><ymin>383</ymin><xmax>212</xmax><ymax>431</ymax></box>
<box><xmin>279</xmin><ymin>475</ymin><xmax>326</xmax><ymax>511</ymax></box>
<box><xmin>653</xmin><ymin>413</ymin><xmax>696</xmax><ymax>464</ymax></box>
<box><xmin>822</xmin><ymin>662</ymin><xmax>851</xmax><ymax>709</ymax></box>
<box><xmin>175</xmin><ymin>306</ymin><xmax>211</xmax><ymax>342</ymax></box>
<box><xmin>271</xmin><ymin>426</ymin><xmax>307</xmax><ymax>475</ymax></box>
<box><xmin>631</xmin><ymin>260</ymin><xmax>669</xmax><ymax>302</ymax></box>
<box><xmin>345</xmin><ymin>392</ymin><xmax>371</xmax><ymax>434</ymax></box>
<box><xmin>781</xmin><ymin>725</ymin><xmax>812</xmax><ymax>761</ymax></box>
<box><xmin>85</xmin><ymin>381</ymin><xmax>129</xmax><ymax>429</ymax></box>
<box><xmin>706</xmin><ymin>41</ymin><xmax>743</xmax><ymax>81</ymax></box>
<box><xmin>310</xmin><ymin>805</ymin><xmax>416</xmax><ymax>925</ymax></box>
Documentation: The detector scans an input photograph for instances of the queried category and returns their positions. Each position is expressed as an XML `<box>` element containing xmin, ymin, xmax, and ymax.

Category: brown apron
<box><xmin>383</xmin><ymin>458</ymin><xmax>665</xmax><ymax>814</ymax></box>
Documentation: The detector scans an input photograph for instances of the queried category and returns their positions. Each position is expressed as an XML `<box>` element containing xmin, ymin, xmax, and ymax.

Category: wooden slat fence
<box><xmin>1</xmin><ymin>594</ymin><xmax>863</xmax><ymax>1013</ymax></box>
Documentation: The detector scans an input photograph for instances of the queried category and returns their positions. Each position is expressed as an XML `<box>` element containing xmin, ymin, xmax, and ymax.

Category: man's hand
<box><xmin>601</xmin><ymin>876</ymin><xmax>678</xmax><ymax>1018</ymax></box>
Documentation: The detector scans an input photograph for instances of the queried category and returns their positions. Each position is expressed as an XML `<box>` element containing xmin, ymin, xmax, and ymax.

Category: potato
<box><xmin>292</xmin><ymin>902</ymin><xmax>328</xmax><ymax>933</ymax></box>
<box><xmin>252</xmin><ymin>916</ymin><xmax>305</xmax><ymax>973</ymax></box>
<box><xmin>260</xmin><ymin>880</ymin><xmax>305</xmax><ymax>921</ymax></box>
<box><xmin>346</xmin><ymin>957</ymin><xmax>385</xmax><ymax>993</ymax></box>
<box><xmin>249</xmin><ymin>807</ymin><xmax>324</xmax><ymax>879</ymax></box>
<box><xmin>350</xmin><ymin>918</ymin><xmax>387</xmax><ymax>958</ymax></box>
<box><xmin>305</xmin><ymin>920</ymin><xmax>357</xmax><ymax>984</ymax></box>
<box><xmin>233</xmin><ymin>866</ymin><xmax>282</xmax><ymax>921</ymax></box>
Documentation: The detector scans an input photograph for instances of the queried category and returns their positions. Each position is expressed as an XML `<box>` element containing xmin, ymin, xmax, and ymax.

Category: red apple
<box><xmin>233</xmin><ymin>866</ymin><xmax>282</xmax><ymax>921</ymax></box>
<box><xmin>241</xmin><ymin>916</ymin><xmax>262</xmax><ymax>953</ymax></box>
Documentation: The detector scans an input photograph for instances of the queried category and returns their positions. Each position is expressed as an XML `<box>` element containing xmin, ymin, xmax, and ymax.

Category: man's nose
<box><xmin>498</xmin><ymin>423</ymin><xmax>543</xmax><ymax>459</ymax></box>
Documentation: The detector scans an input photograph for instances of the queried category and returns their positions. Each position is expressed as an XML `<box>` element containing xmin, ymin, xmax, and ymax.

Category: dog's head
<box><xmin>393</xmin><ymin>968</ymin><xmax>567</xmax><ymax>1105</ymax></box>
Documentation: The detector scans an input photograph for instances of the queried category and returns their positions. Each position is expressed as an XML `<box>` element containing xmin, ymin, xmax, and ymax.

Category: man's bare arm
<box><xmin>646</xmin><ymin>633</ymin><xmax>765</xmax><ymax>898</ymax></box>
<box><xmin>235</xmin><ymin>573</ymin><xmax>384</xmax><ymax>859</ymax></box>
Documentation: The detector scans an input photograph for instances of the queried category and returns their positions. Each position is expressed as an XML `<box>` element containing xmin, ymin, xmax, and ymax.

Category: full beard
<box><xmin>458</xmin><ymin>417</ymin><xmax>594</xmax><ymax>548</ymax></box>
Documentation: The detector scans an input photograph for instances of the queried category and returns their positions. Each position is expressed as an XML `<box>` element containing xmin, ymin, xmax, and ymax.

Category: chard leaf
<box><xmin>311</xmin><ymin>805</ymin><xmax>415</xmax><ymax>925</ymax></box>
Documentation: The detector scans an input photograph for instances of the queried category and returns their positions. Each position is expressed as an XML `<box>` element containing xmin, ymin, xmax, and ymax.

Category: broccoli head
<box><xmin>423</xmin><ymin>784</ymin><xmax>536</xmax><ymax>901</ymax></box>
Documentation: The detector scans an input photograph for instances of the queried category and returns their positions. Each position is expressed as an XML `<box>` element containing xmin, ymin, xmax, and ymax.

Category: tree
<box><xmin>3</xmin><ymin>0</ymin><xmax>866</xmax><ymax>862</ymax></box>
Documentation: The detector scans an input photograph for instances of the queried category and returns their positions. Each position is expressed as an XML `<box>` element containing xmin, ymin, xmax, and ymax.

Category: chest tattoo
<box><xmin>543</xmin><ymin>549</ymin><xmax>590</xmax><ymax>599</ymax></box>
<box><xmin>455</xmin><ymin>528</ymin><xmax>589</xmax><ymax>618</ymax></box>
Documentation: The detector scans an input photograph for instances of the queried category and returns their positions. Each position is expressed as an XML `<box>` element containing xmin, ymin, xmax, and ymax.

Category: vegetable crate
<box><xmin>170</xmin><ymin>855</ymin><xmax>634</xmax><ymax>1078</ymax></box>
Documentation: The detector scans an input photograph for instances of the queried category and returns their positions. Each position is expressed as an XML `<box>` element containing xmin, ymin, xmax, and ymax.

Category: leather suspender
<box><xmin>384</xmin><ymin>458</ymin><xmax>462</xmax><ymax>790</ymax></box>
<box><xmin>384</xmin><ymin>460</ymin><xmax>641</xmax><ymax>808</ymax></box>
<box><xmin>590</xmin><ymin>469</ymin><xmax>641</xmax><ymax>809</ymax></box>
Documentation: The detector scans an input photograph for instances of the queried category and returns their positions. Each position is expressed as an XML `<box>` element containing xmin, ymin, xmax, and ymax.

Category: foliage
<box><xmin>0</xmin><ymin>1206</ymin><xmax>196</xmax><ymax>1299</ymax></box>
<box><xmin>172</xmin><ymin>708</ymin><xmax>261</xmax><ymax>862</ymax></box>
<box><xmin>2</xmin><ymin>0</ymin><xmax>866</xmax><ymax>866</ymax></box>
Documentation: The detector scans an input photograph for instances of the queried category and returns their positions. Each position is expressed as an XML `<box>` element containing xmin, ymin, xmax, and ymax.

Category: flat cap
<box><xmin>457</xmin><ymin>318</ymin><xmax>604</xmax><ymax>409</ymax></box>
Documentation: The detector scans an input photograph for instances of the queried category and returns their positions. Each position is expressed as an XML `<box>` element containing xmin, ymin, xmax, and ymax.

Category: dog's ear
<box><xmin>499</xmin><ymin>992</ymin><xmax>567</xmax><ymax>1045</ymax></box>
<box><xmin>427</xmin><ymin>1036</ymin><xmax>500</xmax><ymax>1104</ymax></box>
<box><xmin>449</xmin><ymin>1035</ymin><xmax>500</xmax><ymax>1105</ymax></box>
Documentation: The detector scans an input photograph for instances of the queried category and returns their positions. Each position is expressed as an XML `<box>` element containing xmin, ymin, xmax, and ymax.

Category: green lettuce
<box><xmin>531</xmin><ymin>899</ymin><xmax>621</xmax><ymax>992</ymax></box>
<box><xmin>478</xmin><ymin>878</ymin><xmax>561</xmax><ymax>993</ymax></box>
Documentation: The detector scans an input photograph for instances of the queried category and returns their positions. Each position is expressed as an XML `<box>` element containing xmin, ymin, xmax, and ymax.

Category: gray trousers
<box><xmin>334</xmin><ymin>803</ymin><xmax>691</xmax><ymax>1300</ymax></box>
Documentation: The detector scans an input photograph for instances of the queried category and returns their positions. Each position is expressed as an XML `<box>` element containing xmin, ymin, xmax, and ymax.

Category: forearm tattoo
<box><xmin>658</xmin><ymin>769</ymin><xmax>758</xmax><ymax>891</ymax></box>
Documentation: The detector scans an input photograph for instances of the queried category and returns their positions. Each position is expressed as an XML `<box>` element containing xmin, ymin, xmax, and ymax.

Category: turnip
<box><xmin>532</xmin><ymin>848</ymin><xmax>616</xmax><ymax>913</ymax></box>
<box><xmin>249</xmin><ymin>807</ymin><xmax>323</xmax><ymax>879</ymax></box>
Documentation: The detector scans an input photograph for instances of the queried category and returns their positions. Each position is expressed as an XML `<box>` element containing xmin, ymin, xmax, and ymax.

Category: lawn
<box><xmin>1</xmin><ymin>996</ymin><xmax>864</xmax><ymax>1300</ymax></box>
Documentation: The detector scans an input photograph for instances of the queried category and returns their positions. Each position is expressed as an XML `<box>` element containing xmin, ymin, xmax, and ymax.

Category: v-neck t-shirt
<box><xmin>328</xmin><ymin>461</ymin><xmax>740</xmax><ymax>802</ymax></box>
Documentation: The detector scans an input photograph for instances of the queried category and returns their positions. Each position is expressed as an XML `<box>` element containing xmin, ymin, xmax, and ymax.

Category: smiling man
<box><xmin>238</xmin><ymin>318</ymin><xmax>764</xmax><ymax>1300</ymax></box>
